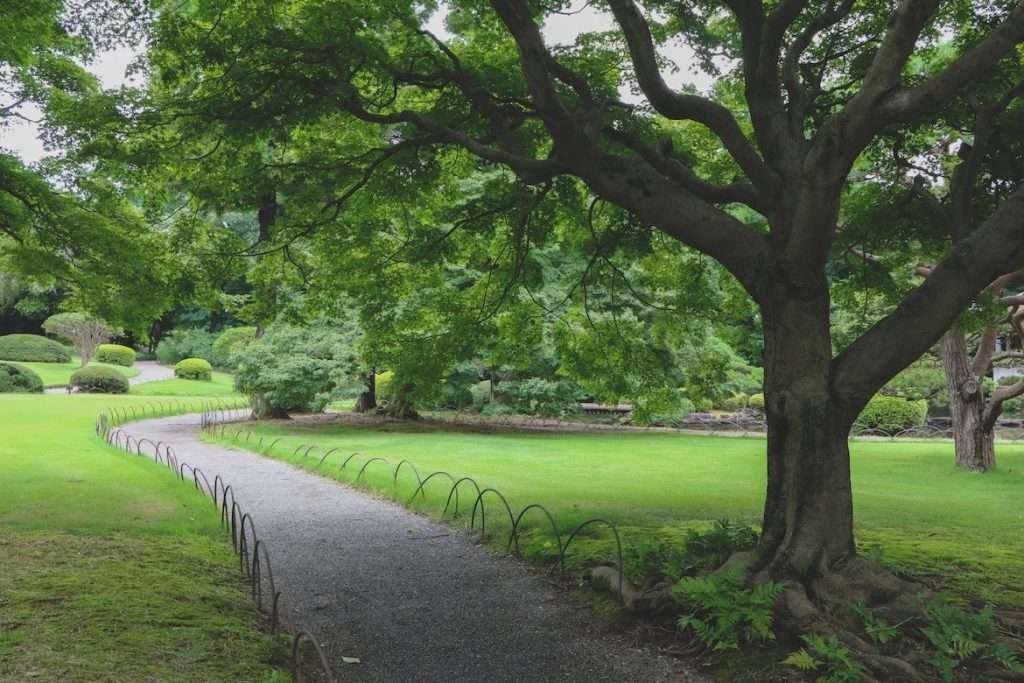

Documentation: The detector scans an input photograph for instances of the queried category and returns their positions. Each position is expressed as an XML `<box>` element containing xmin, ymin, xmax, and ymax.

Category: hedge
<box><xmin>70</xmin><ymin>366</ymin><xmax>129</xmax><ymax>394</ymax></box>
<box><xmin>95</xmin><ymin>343</ymin><xmax>136</xmax><ymax>367</ymax></box>
<box><xmin>0</xmin><ymin>334</ymin><xmax>71</xmax><ymax>363</ymax></box>
<box><xmin>175</xmin><ymin>357</ymin><xmax>213</xmax><ymax>381</ymax></box>
<box><xmin>855</xmin><ymin>396</ymin><xmax>928</xmax><ymax>432</ymax></box>
<box><xmin>0</xmin><ymin>362</ymin><xmax>44</xmax><ymax>394</ymax></box>
<box><xmin>212</xmin><ymin>326</ymin><xmax>258</xmax><ymax>366</ymax></box>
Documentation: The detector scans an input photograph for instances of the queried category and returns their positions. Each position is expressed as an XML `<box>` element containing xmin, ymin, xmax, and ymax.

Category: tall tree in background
<box><xmin>142</xmin><ymin>0</ymin><xmax>1024</xmax><ymax>604</ymax></box>
<box><xmin>1</xmin><ymin>0</ymin><xmax>174</xmax><ymax>334</ymax></box>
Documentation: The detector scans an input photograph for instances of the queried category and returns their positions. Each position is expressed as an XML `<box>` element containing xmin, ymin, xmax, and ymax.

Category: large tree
<box><xmin>143</xmin><ymin>0</ymin><xmax>1024</xmax><ymax>598</ymax></box>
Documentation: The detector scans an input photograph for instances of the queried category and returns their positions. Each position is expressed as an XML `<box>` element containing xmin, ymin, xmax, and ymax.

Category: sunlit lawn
<box><xmin>0</xmin><ymin>394</ymin><xmax>287</xmax><ymax>682</ymax></box>
<box><xmin>15</xmin><ymin>357</ymin><xmax>140</xmax><ymax>387</ymax></box>
<box><xmin>132</xmin><ymin>371</ymin><xmax>238</xmax><ymax>396</ymax></box>
<box><xmin>211</xmin><ymin>417</ymin><xmax>1024</xmax><ymax>606</ymax></box>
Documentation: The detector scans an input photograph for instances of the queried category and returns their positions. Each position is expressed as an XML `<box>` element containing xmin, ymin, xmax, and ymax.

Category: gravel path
<box><xmin>121</xmin><ymin>413</ymin><xmax>705</xmax><ymax>683</ymax></box>
<box><xmin>128</xmin><ymin>360</ymin><xmax>175</xmax><ymax>385</ymax></box>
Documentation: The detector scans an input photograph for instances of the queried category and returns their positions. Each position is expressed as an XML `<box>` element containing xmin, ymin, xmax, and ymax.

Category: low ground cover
<box><xmin>0</xmin><ymin>395</ymin><xmax>288</xmax><ymax>682</ymax></box>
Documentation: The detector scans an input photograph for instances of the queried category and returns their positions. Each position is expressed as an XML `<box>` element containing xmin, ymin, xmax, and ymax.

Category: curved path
<box><xmin>121</xmin><ymin>413</ymin><xmax>703</xmax><ymax>683</ymax></box>
<box><xmin>128</xmin><ymin>360</ymin><xmax>175</xmax><ymax>385</ymax></box>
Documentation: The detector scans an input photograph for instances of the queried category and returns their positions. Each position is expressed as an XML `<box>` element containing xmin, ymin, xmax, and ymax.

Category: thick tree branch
<box><xmin>604</xmin><ymin>128</ymin><xmax>767</xmax><ymax>212</ymax></box>
<box><xmin>605</xmin><ymin>0</ymin><xmax>780</xmax><ymax>195</ymax></box>
<box><xmin>879</xmin><ymin>2</ymin><xmax>1024</xmax><ymax>125</ymax></box>
<box><xmin>833</xmin><ymin>185</ymin><xmax>1024</xmax><ymax>410</ymax></box>
<box><xmin>971</xmin><ymin>326</ymin><xmax>999</xmax><ymax>378</ymax></box>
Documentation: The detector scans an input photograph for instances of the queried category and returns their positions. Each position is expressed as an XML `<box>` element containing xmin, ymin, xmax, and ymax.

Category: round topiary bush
<box><xmin>175</xmin><ymin>357</ymin><xmax>212</xmax><ymax>381</ymax></box>
<box><xmin>749</xmin><ymin>393</ymin><xmax>765</xmax><ymax>411</ymax></box>
<box><xmin>855</xmin><ymin>395</ymin><xmax>928</xmax><ymax>432</ymax></box>
<box><xmin>94</xmin><ymin>343</ymin><xmax>136</xmax><ymax>367</ymax></box>
<box><xmin>0</xmin><ymin>334</ymin><xmax>71</xmax><ymax>363</ymax></box>
<box><xmin>0</xmin><ymin>362</ymin><xmax>44</xmax><ymax>393</ymax></box>
<box><xmin>212</xmin><ymin>326</ymin><xmax>257</xmax><ymax>366</ymax></box>
<box><xmin>70</xmin><ymin>366</ymin><xmax>129</xmax><ymax>394</ymax></box>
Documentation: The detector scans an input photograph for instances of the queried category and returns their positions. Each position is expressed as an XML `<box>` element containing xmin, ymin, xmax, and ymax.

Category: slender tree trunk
<box><xmin>941</xmin><ymin>330</ymin><xmax>996</xmax><ymax>471</ymax></box>
<box><xmin>756</xmin><ymin>279</ymin><xmax>856</xmax><ymax>581</ymax></box>
<box><xmin>254</xmin><ymin>190</ymin><xmax>278</xmax><ymax>336</ymax></box>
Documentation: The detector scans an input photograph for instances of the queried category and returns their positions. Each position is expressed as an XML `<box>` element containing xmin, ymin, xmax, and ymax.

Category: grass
<box><xmin>132</xmin><ymin>371</ymin><xmax>238</xmax><ymax>396</ymax></box>
<box><xmin>16</xmin><ymin>357</ymin><xmax>141</xmax><ymax>387</ymax></box>
<box><xmin>0</xmin><ymin>394</ymin><xmax>288</xmax><ymax>682</ymax></box>
<box><xmin>208</xmin><ymin>417</ymin><xmax>1024</xmax><ymax>607</ymax></box>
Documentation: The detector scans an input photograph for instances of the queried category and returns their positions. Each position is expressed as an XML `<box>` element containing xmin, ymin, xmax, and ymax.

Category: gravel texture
<box><xmin>128</xmin><ymin>360</ymin><xmax>175</xmax><ymax>385</ymax></box>
<box><xmin>122</xmin><ymin>413</ymin><xmax>707</xmax><ymax>683</ymax></box>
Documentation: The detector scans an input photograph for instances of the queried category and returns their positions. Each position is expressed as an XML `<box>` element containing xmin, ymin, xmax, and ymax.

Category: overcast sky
<box><xmin>2</xmin><ymin>3</ymin><xmax>711</xmax><ymax>164</ymax></box>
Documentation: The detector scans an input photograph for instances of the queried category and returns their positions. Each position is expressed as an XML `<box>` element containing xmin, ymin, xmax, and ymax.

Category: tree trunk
<box><xmin>941</xmin><ymin>330</ymin><xmax>996</xmax><ymax>472</ymax></box>
<box><xmin>755</xmin><ymin>280</ymin><xmax>856</xmax><ymax>581</ymax></box>
<box><xmin>251</xmin><ymin>393</ymin><xmax>290</xmax><ymax>420</ymax></box>
<box><xmin>353</xmin><ymin>369</ymin><xmax>377</xmax><ymax>413</ymax></box>
<box><xmin>384</xmin><ymin>382</ymin><xmax>419</xmax><ymax>419</ymax></box>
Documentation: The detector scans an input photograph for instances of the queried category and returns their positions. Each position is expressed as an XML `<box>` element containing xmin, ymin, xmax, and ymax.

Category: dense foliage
<box><xmin>0</xmin><ymin>362</ymin><xmax>44</xmax><ymax>394</ymax></box>
<box><xmin>232</xmin><ymin>321</ymin><xmax>363</xmax><ymax>417</ymax></box>
<box><xmin>0</xmin><ymin>334</ymin><xmax>69</xmax><ymax>363</ymax></box>
<box><xmin>42</xmin><ymin>312</ymin><xmax>113</xmax><ymax>366</ymax></box>
<box><xmin>156</xmin><ymin>329</ymin><xmax>216</xmax><ymax>365</ymax></box>
<box><xmin>212</xmin><ymin>327</ymin><xmax>257</xmax><ymax>366</ymax></box>
<box><xmin>94</xmin><ymin>344</ymin><xmax>135</xmax><ymax>367</ymax></box>
<box><xmin>70</xmin><ymin>366</ymin><xmax>128</xmax><ymax>394</ymax></box>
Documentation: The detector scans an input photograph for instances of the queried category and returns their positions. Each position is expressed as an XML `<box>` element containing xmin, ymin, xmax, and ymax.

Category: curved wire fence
<box><xmin>201</xmin><ymin>409</ymin><xmax>629</xmax><ymax>603</ymax></box>
<box><xmin>96</xmin><ymin>401</ymin><xmax>337</xmax><ymax>683</ymax></box>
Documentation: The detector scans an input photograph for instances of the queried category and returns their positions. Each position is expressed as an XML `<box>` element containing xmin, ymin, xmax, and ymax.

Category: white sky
<box><xmin>2</xmin><ymin>3</ymin><xmax>711</xmax><ymax>164</ymax></box>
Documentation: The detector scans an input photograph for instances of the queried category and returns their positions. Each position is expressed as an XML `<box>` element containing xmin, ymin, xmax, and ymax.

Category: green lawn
<box><xmin>210</xmin><ymin>418</ymin><xmax>1024</xmax><ymax>606</ymax></box>
<box><xmin>0</xmin><ymin>394</ymin><xmax>287</xmax><ymax>682</ymax></box>
<box><xmin>16</xmin><ymin>357</ymin><xmax>141</xmax><ymax>387</ymax></box>
<box><xmin>132</xmin><ymin>371</ymin><xmax>238</xmax><ymax>396</ymax></box>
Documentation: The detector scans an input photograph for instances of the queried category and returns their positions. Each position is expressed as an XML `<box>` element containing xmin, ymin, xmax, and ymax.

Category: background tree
<box><xmin>42</xmin><ymin>312</ymin><xmax>114</xmax><ymax>366</ymax></box>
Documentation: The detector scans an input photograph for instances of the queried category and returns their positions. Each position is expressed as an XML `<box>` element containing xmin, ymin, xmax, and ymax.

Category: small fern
<box><xmin>784</xmin><ymin>634</ymin><xmax>866</xmax><ymax>683</ymax></box>
<box><xmin>921</xmin><ymin>601</ymin><xmax>1022</xmax><ymax>681</ymax></box>
<box><xmin>672</xmin><ymin>566</ymin><xmax>783</xmax><ymax>650</ymax></box>
<box><xmin>850</xmin><ymin>601</ymin><xmax>900</xmax><ymax>645</ymax></box>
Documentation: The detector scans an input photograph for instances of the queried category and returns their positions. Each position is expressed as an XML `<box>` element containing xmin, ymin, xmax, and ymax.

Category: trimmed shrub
<box><xmin>95</xmin><ymin>343</ymin><xmax>136</xmax><ymax>367</ymax></box>
<box><xmin>0</xmin><ymin>362</ymin><xmax>44</xmax><ymax>393</ymax></box>
<box><xmin>693</xmin><ymin>398</ymin><xmax>714</xmax><ymax>413</ymax></box>
<box><xmin>156</xmin><ymin>329</ymin><xmax>217</xmax><ymax>365</ymax></box>
<box><xmin>70</xmin><ymin>366</ymin><xmax>129</xmax><ymax>394</ymax></box>
<box><xmin>856</xmin><ymin>396</ymin><xmax>928</xmax><ymax>432</ymax></box>
<box><xmin>212</xmin><ymin>326</ymin><xmax>258</xmax><ymax>366</ymax></box>
<box><xmin>718</xmin><ymin>393</ymin><xmax>748</xmax><ymax>412</ymax></box>
<box><xmin>0</xmin><ymin>334</ymin><xmax>70</xmax><ymax>363</ymax></box>
<box><xmin>749</xmin><ymin>393</ymin><xmax>765</xmax><ymax>411</ymax></box>
<box><xmin>175</xmin><ymin>358</ymin><xmax>213</xmax><ymax>381</ymax></box>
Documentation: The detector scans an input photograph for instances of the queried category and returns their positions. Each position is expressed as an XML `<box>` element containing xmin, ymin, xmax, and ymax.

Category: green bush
<box><xmin>375</xmin><ymin>371</ymin><xmax>394</xmax><ymax>400</ymax></box>
<box><xmin>493</xmin><ymin>377</ymin><xmax>581</xmax><ymax>417</ymax></box>
<box><xmin>212</xmin><ymin>326</ymin><xmax>258</xmax><ymax>366</ymax></box>
<box><xmin>0</xmin><ymin>362</ymin><xmax>44</xmax><ymax>393</ymax></box>
<box><xmin>855</xmin><ymin>395</ymin><xmax>928</xmax><ymax>431</ymax></box>
<box><xmin>175</xmin><ymin>358</ymin><xmax>213</xmax><ymax>381</ymax></box>
<box><xmin>693</xmin><ymin>398</ymin><xmax>713</xmax><ymax>413</ymax></box>
<box><xmin>717</xmin><ymin>393</ymin><xmax>748</xmax><ymax>412</ymax></box>
<box><xmin>232</xmin><ymin>322</ymin><xmax>364</xmax><ymax>416</ymax></box>
<box><xmin>156</xmin><ymin>328</ymin><xmax>217</xmax><ymax>365</ymax></box>
<box><xmin>70</xmin><ymin>366</ymin><xmax>128</xmax><ymax>394</ymax></box>
<box><xmin>0</xmin><ymin>334</ymin><xmax>70</xmax><ymax>363</ymax></box>
<box><xmin>94</xmin><ymin>343</ymin><xmax>136</xmax><ymax>367</ymax></box>
<box><xmin>748</xmin><ymin>393</ymin><xmax>765</xmax><ymax>411</ymax></box>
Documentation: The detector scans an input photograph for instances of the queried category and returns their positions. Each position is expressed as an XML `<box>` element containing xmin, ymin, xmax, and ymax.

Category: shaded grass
<box><xmin>17</xmin><ymin>358</ymin><xmax>140</xmax><ymax>387</ymax></box>
<box><xmin>132</xmin><ymin>371</ymin><xmax>238</xmax><ymax>397</ymax></box>
<box><xmin>209</xmin><ymin>417</ymin><xmax>1024</xmax><ymax>607</ymax></box>
<box><xmin>0</xmin><ymin>395</ymin><xmax>288</xmax><ymax>681</ymax></box>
